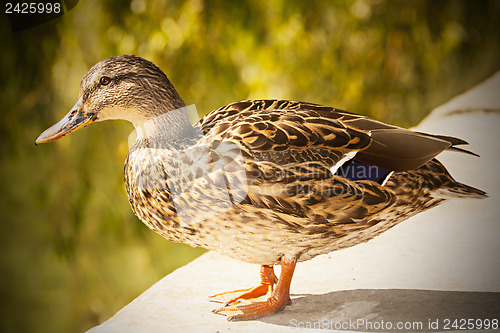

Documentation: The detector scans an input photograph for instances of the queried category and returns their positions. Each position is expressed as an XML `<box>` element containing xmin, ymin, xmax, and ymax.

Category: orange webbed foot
<box><xmin>209</xmin><ymin>265</ymin><xmax>277</xmax><ymax>306</ymax></box>
<box><xmin>210</xmin><ymin>258</ymin><xmax>296</xmax><ymax>321</ymax></box>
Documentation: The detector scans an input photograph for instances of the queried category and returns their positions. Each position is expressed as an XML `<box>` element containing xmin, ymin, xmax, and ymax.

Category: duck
<box><xmin>36</xmin><ymin>54</ymin><xmax>487</xmax><ymax>321</ymax></box>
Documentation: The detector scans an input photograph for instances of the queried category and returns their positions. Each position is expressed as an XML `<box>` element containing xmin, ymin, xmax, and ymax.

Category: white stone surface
<box><xmin>88</xmin><ymin>73</ymin><xmax>500</xmax><ymax>333</ymax></box>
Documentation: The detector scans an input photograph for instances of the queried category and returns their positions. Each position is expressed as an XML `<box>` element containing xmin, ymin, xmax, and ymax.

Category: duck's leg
<box><xmin>209</xmin><ymin>265</ymin><xmax>278</xmax><ymax>305</ymax></box>
<box><xmin>212</xmin><ymin>257</ymin><xmax>296</xmax><ymax>321</ymax></box>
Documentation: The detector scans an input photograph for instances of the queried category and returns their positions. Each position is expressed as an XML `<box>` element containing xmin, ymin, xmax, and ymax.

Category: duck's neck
<box><xmin>134</xmin><ymin>105</ymin><xmax>199</xmax><ymax>149</ymax></box>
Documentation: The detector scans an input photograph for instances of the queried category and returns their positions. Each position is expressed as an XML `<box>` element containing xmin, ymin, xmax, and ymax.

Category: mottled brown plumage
<box><xmin>36</xmin><ymin>55</ymin><xmax>487</xmax><ymax>321</ymax></box>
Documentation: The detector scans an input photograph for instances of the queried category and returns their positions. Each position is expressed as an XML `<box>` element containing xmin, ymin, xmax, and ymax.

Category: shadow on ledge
<box><xmin>261</xmin><ymin>289</ymin><xmax>500</xmax><ymax>332</ymax></box>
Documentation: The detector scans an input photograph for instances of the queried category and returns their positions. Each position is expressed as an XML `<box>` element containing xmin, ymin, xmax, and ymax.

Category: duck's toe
<box><xmin>209</xmin><ymin>284</ymin><xmax>273</xmax><ymax>306</ymax></box>
<box><xmin>209</xmin><ymin>264</ymin><xmax>277</xmax><ymax>306</ymax></box>
<box><xmin>213</xmin><ymin>296</ymin><xmax>292</xmax><ymax>321</ymax></box>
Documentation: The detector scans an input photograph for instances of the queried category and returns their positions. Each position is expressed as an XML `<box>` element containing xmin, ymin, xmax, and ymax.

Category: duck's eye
<box><xmin>100</xmin><ymin>76</ymin><xmax>111</xmax><ymax>86</ymax></box>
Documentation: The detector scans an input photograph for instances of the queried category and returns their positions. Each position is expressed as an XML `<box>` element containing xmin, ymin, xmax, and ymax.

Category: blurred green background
<box><xmin>1</xmin><ymin>0</ymin><xmax>499</xmax><ymax>331</ymax></box>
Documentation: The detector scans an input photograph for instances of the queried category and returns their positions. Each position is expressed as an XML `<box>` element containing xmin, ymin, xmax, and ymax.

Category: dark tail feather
<box><xmin>418</xmin><ymin>133</ymin><xmax>469</xmax><ymax>146</ymax></box>
<box><xmin>446</xmin><ymin>146</ymin><xmax>480</xmax><ymax>157</ymax></box>
<box><xmin>417</xmin><ymin>133</ymin><xmax>480</xmax><ymax>157</ymax></box>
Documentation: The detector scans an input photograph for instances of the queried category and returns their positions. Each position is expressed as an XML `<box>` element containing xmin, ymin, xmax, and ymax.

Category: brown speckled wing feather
<box><xmin>199</xmin><ymin>100</ymin><xmax>371</xmax><ymax>167</ymax></box>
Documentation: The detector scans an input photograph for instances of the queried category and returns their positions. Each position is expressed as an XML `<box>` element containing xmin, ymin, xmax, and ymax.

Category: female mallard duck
<box><xmin>36</xmin><ymin>54</ymin><xmax>487</xmax><ymax>321</ymax></box>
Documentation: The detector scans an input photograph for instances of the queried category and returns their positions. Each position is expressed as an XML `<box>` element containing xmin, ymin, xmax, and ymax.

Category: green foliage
<box><xmin>0</xmin><ymin>0</ymin><xmax>499</xmax><ymax>331</ymax></box>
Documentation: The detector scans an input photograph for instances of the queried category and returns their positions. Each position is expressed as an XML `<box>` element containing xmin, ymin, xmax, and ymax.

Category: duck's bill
<box><xmin>35</xmin><ymin>99</ymin><xmax>97</xmax><ymax>145</ymax></box>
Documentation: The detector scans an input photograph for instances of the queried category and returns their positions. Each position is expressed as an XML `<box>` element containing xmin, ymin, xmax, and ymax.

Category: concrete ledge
<box><xmin>88</xmin><ymin>73</ymin><xmax>500</xmax><ymax>332</ymax></box>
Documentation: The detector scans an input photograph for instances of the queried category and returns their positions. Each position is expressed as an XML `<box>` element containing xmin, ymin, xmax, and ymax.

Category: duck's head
<box><xmin>36</xmin><ymin>54</ymin><xmax>185</xmax><ymax>144</ymax></box>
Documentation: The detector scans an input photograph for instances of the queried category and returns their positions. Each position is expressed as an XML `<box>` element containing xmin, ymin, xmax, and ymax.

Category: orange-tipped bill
<box><xmin>35</xmin><ymin>99</ymin><xmax>96</xmax><ymax>144</ymax></box>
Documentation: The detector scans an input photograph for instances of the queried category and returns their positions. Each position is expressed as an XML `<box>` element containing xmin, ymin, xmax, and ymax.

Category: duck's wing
<box><xmin>198</xmin><ymin>100</ymin><xmax>472</xmax><ymax>172</ymax></box>
<box><xmin>198</xmin><ymin>100</ymin><xmax>371</xmax><ymax>171</ymax></box>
